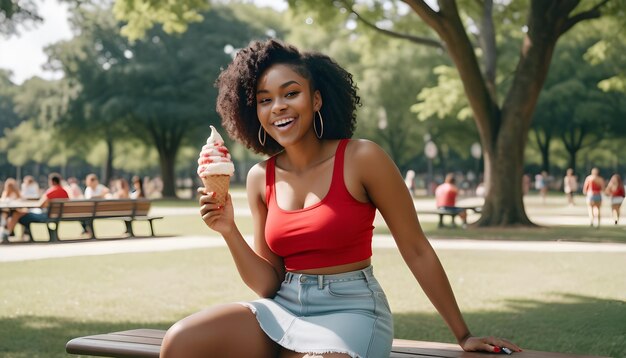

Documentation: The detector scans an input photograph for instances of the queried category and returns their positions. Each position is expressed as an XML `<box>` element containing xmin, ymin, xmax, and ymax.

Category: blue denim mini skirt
<box><xmin>240</xmin><ymin>265</ymin><xmax>393</xmax><ymax>358</ymax></box>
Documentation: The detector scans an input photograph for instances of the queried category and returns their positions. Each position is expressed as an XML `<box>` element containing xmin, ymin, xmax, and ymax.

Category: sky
<box><xmin>0</xmin><ymin>0</ymin><xmax>287</xmax><ymax>85</ymax></box>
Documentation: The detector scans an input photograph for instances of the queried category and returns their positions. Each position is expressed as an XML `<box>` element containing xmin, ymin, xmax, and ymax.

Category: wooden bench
<box><xmin>417</xmin><ymin>206</ymin><xmax>482</xmax><ymax>228</ymax></box>
<box><xmin>26</xmin><ymin>199</ymin><xmax>163</xmax><ymax>241</ymax></box>
<box><xmin>65</xmin><ymin>328</ymin><xmax>606</xmax><ymax>358</ymax></box>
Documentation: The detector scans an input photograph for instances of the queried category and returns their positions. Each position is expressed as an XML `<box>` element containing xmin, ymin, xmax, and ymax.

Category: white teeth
<box><xmin>274</xmin><ymin>118</ymin><xmax>294</xmax><ymax>126</ymax></box>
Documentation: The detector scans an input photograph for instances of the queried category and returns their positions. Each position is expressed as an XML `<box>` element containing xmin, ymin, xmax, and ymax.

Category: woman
<box><xmin>112</xmin><ymin>178</ymin><xmax>131</xmax><ymax>199</ymax></box>
<box><xmin>130</xmin><ymin>175</ymin><xmax>146</xmax><ymax>199</ymax></box>
<box><xmin>161</xmin><ymin>40</ymin><xmax>520</xmax><ymax>357</ymax></box>
<box><xmin>563</xmin><ymin>168</ymin><xmax>578</xmax><ymax>206</ymax></box>
<box><xmin>582</xmin><ymin>167</ymin><xmax>605</xmax><ymax>228</ymax></box>
<box><xmin>605</xmin><ymin>174</ymin><xmax>625</xmax><ymax>225</ymax></box>
<box><xmin>1</xmin><ymin>178</ymin><xmax>22</xmax><ymax>240</ymax></box>
<box><xmin>20</xmin><ymin>175</ymin><xmax>40</xmax><ymax>199</ymax></box>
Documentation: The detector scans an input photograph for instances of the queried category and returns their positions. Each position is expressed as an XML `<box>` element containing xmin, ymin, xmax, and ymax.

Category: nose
<box><xmin>271</xmin><ymin>98</ymin><xmax>287</xmax><ymax>114</ymax></box>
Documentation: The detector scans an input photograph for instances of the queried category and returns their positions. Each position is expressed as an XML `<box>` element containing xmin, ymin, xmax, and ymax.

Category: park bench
<box><xmin>65</xmin><ymin>328</ymin><xmax>606</xmax><ymax>358</ymax></box>
<box><xmin>27</xmin><ymin>199</ymin><xmax>163</xmax><ymax>241</ymax></box>
<box><xmin>417</xmin><ymin>206</ymin><xmax>482</xmax><ymax>228</ymax></box>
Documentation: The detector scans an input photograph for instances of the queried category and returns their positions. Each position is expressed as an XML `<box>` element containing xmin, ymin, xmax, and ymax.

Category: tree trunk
<box><xmin>104</xmin><ymin>136</ymin><xmax>114</xmax><ymax>185</ymax></box>
<box><xmin>159</xmin><ymin>149</ymin><xmax>178</xmax><ymax>198</ymax></box>
<box><xmin>406</xmin><ymin>0</ymin><xmax>582</xmax><ymax>226</ymax></box>
<box><xmin>478</xmin><ymin>110</ymin><xmax>533</xmax><ymax>226</ymax></box>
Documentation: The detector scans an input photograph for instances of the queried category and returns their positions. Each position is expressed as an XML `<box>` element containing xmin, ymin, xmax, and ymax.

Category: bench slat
<box><xmin>66</xmin><ymin>329</ymin><xmax>609</xmax><ymax>358</ymax></box>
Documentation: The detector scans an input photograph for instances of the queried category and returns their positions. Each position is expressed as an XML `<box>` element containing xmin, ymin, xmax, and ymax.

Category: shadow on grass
<box><xmin>2</xmin><ymin>295</ymin><xmax>623</xmax><ymax>358</ymax></box>
<box><xmin>0</xmin><ymin>316</ymin><xmax>171</xmax><ymax>358</ymax></box>
<box><xmin>394</xmin><ymin>293</ymin><xmax>625</xmax><ymax>358</ymax></box>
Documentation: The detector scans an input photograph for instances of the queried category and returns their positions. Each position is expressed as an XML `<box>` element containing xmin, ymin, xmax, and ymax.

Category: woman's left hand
<box><xmin>461</xmin><ymin>335</ymin><xmax>522</xmax><ymax>354</ymax></box>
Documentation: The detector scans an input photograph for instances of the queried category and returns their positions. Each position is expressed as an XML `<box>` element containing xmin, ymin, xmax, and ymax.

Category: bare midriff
<box><xmin>289</xmin><ymin>258</ymin><xmax>372</xmax><ymax>275</ymax></box>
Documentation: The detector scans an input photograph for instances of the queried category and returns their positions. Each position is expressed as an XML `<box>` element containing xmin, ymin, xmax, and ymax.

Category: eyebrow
<box><xmin>257</xmin><ymin>80</ymin><xmax>301</xmax><ymax>94</ymax></box>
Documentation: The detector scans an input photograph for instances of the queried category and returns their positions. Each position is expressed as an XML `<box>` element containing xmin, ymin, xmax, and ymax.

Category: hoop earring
<box><xmin>258</xmin><ymin>126</ymin><xmax>266</xmax><ymax>146</ymax></box>
<box><xmin>314</xmin><ymin>111</ymin><xmax>324</xmax><ymax>139</ymax></box>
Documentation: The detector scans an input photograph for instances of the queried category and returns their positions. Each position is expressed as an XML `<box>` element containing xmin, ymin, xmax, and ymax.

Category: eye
<box><xmin>286</xmin><ymin>91</ymin><xmax>300</xmax><ymax>98</ymax></box>
<box><xmin>258</xmin><ymin>97</ymin><xmax>271</xmax><ymax>104</ymax></box>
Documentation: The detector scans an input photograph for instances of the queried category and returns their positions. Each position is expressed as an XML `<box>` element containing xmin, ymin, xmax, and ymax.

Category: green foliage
<box><xmin>47</xmin><ymin>3</ymin><xmax>277</xmax><ymax>195</ymax></box>
<box><xmin>531</xmin><ymin>19</ymin><xmax>626</xmax><ymax>172</ymax></box>
<box><xmin>583</xmin><ymin>15</ymin><xmax>626</xmax><ymax>94</ymax></box>
<box><xmin>0</xmin><ymin>70</ymin><xmax>20</xmax><ymax>134</ymax></box>
<box><xmin>0</xmin><ymin>77</ymin><xmax>72</xmax><ymax>168</ymax></box>
<box><xmin>0</xmin><ymin>0</ymin><xmax>42</xmax><ymax>37</ymax></box>
<box><xmin>112</xmin><ymin>0</ymin><xmax>208</xmax><ymax>41</ymax></box>
<box><xmin>411</xmin><ymin>66</ymin><xmax>470</xmax><ymax>121</ymax></box>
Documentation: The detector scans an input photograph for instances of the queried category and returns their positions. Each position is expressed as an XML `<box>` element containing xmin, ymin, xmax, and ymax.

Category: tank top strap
<box><xmin>332</xmin><ymin>139</ymin><xmax>350</xmax><ymax>184</ymax></box>
<box><xmin>265</xmin><ymin>156</ymin><xmax>276</xmax><ymax>205</ymax></box>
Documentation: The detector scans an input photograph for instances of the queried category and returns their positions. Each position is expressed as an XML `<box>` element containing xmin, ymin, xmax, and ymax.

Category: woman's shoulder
<box><xmin>345</xmin><ymin>138</ymin><xmax>387</xmax><ymax>160</ymax></box>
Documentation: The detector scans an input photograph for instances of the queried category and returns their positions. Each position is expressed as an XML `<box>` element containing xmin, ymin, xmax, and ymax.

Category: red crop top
<box><xmin>265</xmin><ymin>139</ymin><xmax>376</xmax><ymax>271</ymax></box>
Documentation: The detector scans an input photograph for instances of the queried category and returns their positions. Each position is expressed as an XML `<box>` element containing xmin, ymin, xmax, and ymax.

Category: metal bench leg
<box><xmin>148</xmin><ymin>219</ymin><xmax>156</xmax><ymax>237</ymax></box>
<box><xmin>438</xmin><ymin>214</ymin><xmax>444</xmax><ymax>228</ymax></box>
<box><xmin>46</xmin><ymin>222</ymin><xmax>58</xmax><ymax>242</ymax></box>
<box><xmin>125</xmin><ymin>220</ymin><xmax>135</xmax><ymax>237</ymax></box>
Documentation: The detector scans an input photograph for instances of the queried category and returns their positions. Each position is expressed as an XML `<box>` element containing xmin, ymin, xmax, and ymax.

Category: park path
<box><xmin>2</xmin><ymin>193</ymin><xmax>625</xmax><ymax>263</ymax></box>
<box><xmin>1</xmin><ymin>234</ymin><xmax>625</xmax><ymax>263</ymax></box>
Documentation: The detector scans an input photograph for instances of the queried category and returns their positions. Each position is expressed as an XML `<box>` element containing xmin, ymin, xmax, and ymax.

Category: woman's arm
<box><xmin>199</xmin><ymin>162</ymin><xmax>283</xmax><ymax>298</ymax></box>
<box><xmin>348</xmin><ymin>140</ymin><xmax>520</xmax><ymax>353</ymax></box>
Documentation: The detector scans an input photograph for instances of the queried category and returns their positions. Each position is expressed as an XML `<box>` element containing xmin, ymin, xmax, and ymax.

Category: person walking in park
<box><xmin>535</xmin><ymin>171</ymin><xmax>548</xmax><ymax>204</ymax></box>
<box><xmin>404</xmin><ymin>169</ymin><xmax>416</xmax><ymax>197</ymax></box>
<box><xmin>435</xmin><ymin>173</ymin><xmax>468</xmax><ymax>228</ymax></box>
<box><xmin>563</xmin><ymin>168</ymin><xmax>578</xmax><ymax>206</ymax></box>
<box><xmin>160</xmin><ymin>39</ymin><xmax>520</xmax><ymax>357</ymax></box>
<box><xmin>582</xmin><ymin>167</ymin><xmax>605</xmax><ymax>228</ymax></box>
<box><xmin>605</xmin><ymin>174</ymin><xmax>625</xmax><ymax>225</ymax></box>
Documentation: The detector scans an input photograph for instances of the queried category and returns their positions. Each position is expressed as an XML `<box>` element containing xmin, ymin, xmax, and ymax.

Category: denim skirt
<box><xmin>240</xmin><ymin>265</ymin><xmax>393</xmax><ymax>358</ymax></box>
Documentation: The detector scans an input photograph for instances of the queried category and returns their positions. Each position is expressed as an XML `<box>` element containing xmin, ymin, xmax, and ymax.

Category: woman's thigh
<box><xmin>161</xmin><ymin>303</ymin><xmax>279</xmax><ymax>358</ymax></box>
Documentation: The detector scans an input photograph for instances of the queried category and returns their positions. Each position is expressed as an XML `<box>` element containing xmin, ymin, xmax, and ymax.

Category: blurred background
<box><xmin>0</xmin><ymin>0</ymin><xmax>624</xmax><ymax>200</ymax></box>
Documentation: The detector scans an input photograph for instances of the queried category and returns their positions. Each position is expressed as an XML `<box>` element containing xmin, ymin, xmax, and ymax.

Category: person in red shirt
<box><xmin>435</xmin><ymin>173</ymin><xmax>467</xmax><ymax>226</ymax></box>
<box><xmin>1</xmin><ymin>173</ymin><xmax>69</xmax><ymax>241</ymax></box>
<box><xmin>582</xmin><ymin>167</ymin><xmax>605</xmax><ymax>228</ymax></box>
<box><xmin>161</xmin><ymin>40</ymin><xmax>520</xmax><ymax>357</ymax></box>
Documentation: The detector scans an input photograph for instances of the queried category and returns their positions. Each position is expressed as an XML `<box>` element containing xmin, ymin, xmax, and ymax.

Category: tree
<box><xmin>0</xmin><ymin>70</ymin><xmax>20</xmax><ymax>134</ymax></box>
<box><xmin>50</xmin><ymin>4</ymin><xmax>273</xmax><ymax>197</ymax></box>
<box><xmin>0</xmin><ymin>76</ymin><xmax>72</xmax><ymax>177</ymax></box>
<box><xmin>0</xmin><ymin>0</ymin><xmax>42</xmax><ymax>37</ymax></box>
<box><xmin>287</xmin><ymin>0</ymin><xmax>620</xmax><ymax>226</ymax></box>
<box><xmin>110</xmin><ymin>0</ymin><xmax>621</xmax><ymax>225</ymax></box>
<box><xmin>531</xmin><ymin>20</ymin><xmax>626</xmax><ymax>173</ymax></box>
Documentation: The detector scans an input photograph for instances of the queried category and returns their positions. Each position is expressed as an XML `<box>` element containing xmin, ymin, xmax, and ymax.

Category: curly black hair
<box><xmin>215</xmin><ymin>39</ymin><xmax>361</xmax><ymax>156</ymax></box>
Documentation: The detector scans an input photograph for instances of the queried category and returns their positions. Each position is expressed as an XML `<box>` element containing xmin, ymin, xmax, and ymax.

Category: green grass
<box><xmin>2</xmin><ymin>192</ymin><xmax>625</xmax><ymax>357</ymax></box>
<box><xmin>0</xmin><ymin>248</ymin><xmax>624</xmax><ymax>357</ymax></box>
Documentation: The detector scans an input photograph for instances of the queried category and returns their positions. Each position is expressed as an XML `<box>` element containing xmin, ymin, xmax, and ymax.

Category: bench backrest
<box><xmin>48</xmin><ymin>199</ymin><xmax>152</xmax><ymax>219</ymax></box>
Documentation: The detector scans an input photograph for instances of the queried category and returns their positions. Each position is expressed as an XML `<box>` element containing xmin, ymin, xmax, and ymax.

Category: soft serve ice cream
<box><xmin>197</xmin><ymin>125</ymin><xmax>235</xmax><ymax>205</ymax></box>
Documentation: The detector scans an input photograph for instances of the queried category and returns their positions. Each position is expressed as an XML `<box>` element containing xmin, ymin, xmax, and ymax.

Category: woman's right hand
<box><xmin>198</xmin><ymin>188</ymin><xmax>236</xmax><ymax>236</ymax></box>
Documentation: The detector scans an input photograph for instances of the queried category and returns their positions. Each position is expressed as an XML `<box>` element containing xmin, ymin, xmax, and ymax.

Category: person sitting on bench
<box><xmin>160</xmin><ymin>40</ymin><xmax>520</xmax><ymax>357</ymax></box>
<box><xmin>2</xmin><ymin>173</ymin><xmax>69</xmax><ymax>241</ymax></box>
<box><xmin>435</xmin><ymin>173</ymin><xmax>467</xmax><ymax>227</ymax></box>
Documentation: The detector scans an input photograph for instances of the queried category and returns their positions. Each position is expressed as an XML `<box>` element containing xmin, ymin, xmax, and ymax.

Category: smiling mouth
<box><xmin>273</xmin><ymin>117</ymin><xmax>295</xmax><ymax>127</ymax></box>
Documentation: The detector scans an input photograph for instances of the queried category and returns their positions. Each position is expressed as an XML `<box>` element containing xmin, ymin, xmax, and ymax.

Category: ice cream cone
<box><xmin>201</xmin><ymin>175</ymin><xmax>230</xmax><ymax>206</ymax></box>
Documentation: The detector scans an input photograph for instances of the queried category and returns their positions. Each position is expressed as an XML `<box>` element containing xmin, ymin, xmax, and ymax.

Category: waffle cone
<box><xmin>201</xmin><ymin>175</ymin><xmax>230</xmax><ymax>206</ymax></box>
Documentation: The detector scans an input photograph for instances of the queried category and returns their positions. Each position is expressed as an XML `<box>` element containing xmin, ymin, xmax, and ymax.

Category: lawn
<box><xmin>0</xmin><ymin>247</ymin><xmax>624</xmax><ymax>357</ymax></box>
<box><xmin>1</xmin><ymin>191</ymin><xmax>625</xmax><ymax>357</ymax></box>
